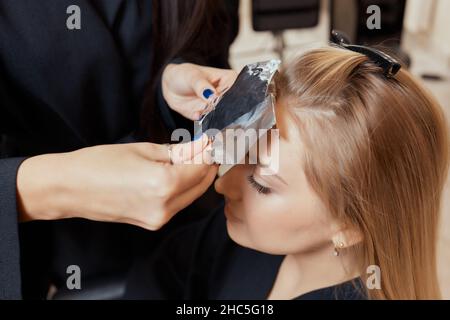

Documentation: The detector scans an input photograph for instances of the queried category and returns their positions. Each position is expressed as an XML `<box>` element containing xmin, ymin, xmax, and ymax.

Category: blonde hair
<box><xmin>276</xmin><ymin>47</ymin><xmax>450</xmax><ymax>299</ymax></box>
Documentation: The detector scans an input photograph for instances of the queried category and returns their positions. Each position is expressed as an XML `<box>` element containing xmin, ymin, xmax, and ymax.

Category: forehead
<box><xmin>274</xmin><ymin>97</ymin><xmax>301</xmax><ymax>140</ymax></box>
<box><xmin>258</xmin><ymin>100</ymin><xmax>306</xmax><ymax>181</ymax></box>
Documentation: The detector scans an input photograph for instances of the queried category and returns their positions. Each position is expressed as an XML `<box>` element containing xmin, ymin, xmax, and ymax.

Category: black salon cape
<box><xmin>0</xmin><ymin>0</ymin><xmax>238</xmax><ymax>299</ymax></box>
<box><xmin>124</xmin><ymin>205</ymin><xmax>367</xmax><ymax>300</ymax></box>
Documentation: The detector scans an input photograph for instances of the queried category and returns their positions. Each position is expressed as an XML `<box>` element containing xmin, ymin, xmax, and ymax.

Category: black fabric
<box><xmin>125</xmin><ymin>204</ymin><xmax>367</xmax><ymax>300</ymax></box>
<box><xmin>0</xmin><ymin>158</ymin><xmax>26</xmax><ymax>299</ymax></box>
<box><xmin>0</xmin><ymin>0</ymin><xmax>151</xmax><ymax>154</ymax></box>
<box><xmin>252</xmin><ymin>0</ymin><xmax>320</xmax><ymax>32</ymax></box>
<box><xmin>0</xmin><ymin>0</ymin><xmax>238</xmax><ymax>299</ymax></box>
<box><xmin>295</xmin><ymin>279</ymin><xmax>366</xmax><ymax>300</ymax></box>
<box><xmin>0</xmin><ymin>0</ymin><xmax>155</xmax><ymax>300</ymax></box>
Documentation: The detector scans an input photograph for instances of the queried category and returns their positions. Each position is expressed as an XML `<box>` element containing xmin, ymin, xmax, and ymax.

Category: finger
<box><xmin>169</xmin><ymin>162</ymin><xmax>212</xmax><ymax>196</ymax></box>
<box><xmin>181</xmin><ymin>140</ymin><xmax>214</xmax><ymax>165</ymax></box>
<box><xmin>192</xmin><ymin>72</ymin><xmax>216</xmax><ymax>102</ymax></box>
<box><xmin>168</xmin><ymin>143</ymin><xmax>215</xmax><ymax>198</ymax></box>
<box><xmin>168</xmin><ymin>140</ymin><xmax>214</xmax><ymax>195</ymax></box>
<box><xmin>139</xmin><ymin>135</ymin><xmax>209</xmax><ymax>164</ymax></box>
<box><xmin>166</xmin><ymin>165</ymin><xmax>218</xmax><ymax>216</ymax></box>
<box><xmin>170</xmin><ymin>134</ymin><xmax>209</xmax><ymax>164</ymax></box>
<box><xmin>181</xmin><ymin>98</ymin><xmax>211</xmax><ymax>121</ymax></box>
<box><xmin>198</xmin><ymin>66</ymin><xmax>238</xmax><ymax>88</ymax></box>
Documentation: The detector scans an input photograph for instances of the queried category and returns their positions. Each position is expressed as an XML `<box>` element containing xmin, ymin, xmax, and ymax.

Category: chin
<box><xmin>225</xmin><ymin>219</ymin><xmax>249</xmax><ymax>247</ymax></box>
<box><xmin>225</xmin><ymin>220</ymin><xmax>261</xmax><ymax>252</ymax></box>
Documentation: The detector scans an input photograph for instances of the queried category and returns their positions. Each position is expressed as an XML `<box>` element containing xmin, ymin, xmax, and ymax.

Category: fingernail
<box><xmin>202</xmin><ymin>89</ymin><xmax>214</xmax><ymax>99</ymax></box>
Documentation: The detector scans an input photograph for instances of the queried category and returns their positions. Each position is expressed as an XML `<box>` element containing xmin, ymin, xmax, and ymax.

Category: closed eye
<box><xmin>247</xmin><ymin>175</ymin><xmax>272</xmax><ymax>195</ymax></box>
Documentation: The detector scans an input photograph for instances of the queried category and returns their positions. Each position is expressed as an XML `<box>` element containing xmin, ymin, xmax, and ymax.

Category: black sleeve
<box><xmin>155</xmin><ymin>59</ymin><xmax>188</xmax><ymax>134</ymax></box>
<box><xmin>0</xmin><ymin>157</ymin><xmax>26</xmax><ymax>299</ymax></box>
<box><xmin>91</xmin><ymin>0</ymin><xmax>154</xmax><ymax>145</ymax></box>
<box><xmin>0</xmin><ymin>0</ymin><xmax>153</xmax><ymax>150</ymax></box>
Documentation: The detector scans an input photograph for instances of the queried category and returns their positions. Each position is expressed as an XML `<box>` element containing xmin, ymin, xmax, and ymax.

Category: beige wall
<box><xmin>431</xmin><ymin>0</ymin><xmax>450</xmax><ymax>56</ymax></box>
<box><xmin>405</xmin><ymin>0</ymin><xmax>450</xmax><ymax>58</ymax></box>
<box><xmin>404</xmin><ymin>0</ymin><xmax>435</xmax><ymax>33</ymax></box>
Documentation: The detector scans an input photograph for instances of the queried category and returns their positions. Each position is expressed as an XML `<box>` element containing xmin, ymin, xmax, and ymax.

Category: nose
<box><xmin>214</xmin><ymin>165</ymin><xmax>250</xmax><ymax>201</ymax></box>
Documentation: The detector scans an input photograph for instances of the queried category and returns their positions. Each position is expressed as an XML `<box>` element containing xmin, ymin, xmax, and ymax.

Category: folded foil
<box><xmin>194</xmin><ymin>60</ymin><xmax>281</xmax><ymax>176</ymax></box>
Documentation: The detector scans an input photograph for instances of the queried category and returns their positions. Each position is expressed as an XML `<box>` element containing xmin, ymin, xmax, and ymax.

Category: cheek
<box><xmin>234</xmin><ymin>190</ymin><xmax>334</xmax><ymax>255</ymax></box>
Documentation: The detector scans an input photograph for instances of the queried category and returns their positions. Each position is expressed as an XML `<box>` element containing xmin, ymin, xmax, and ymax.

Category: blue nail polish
<box><xmin>203</xmin><ymin>89</ymin><xmax>214</xmax><ymax>99</ymax></box>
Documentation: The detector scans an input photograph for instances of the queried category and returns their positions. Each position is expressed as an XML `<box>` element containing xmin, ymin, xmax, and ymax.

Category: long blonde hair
<box><xmin>276</xmin><ymin>47</ymin><xmax>450</xmax><ymax>299</ymax></box>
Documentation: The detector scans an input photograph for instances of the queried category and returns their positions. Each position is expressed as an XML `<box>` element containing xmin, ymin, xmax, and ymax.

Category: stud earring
<box><xmin>333</xmin><ymin>242</ymin><xmax>345</xmax><ymax>256</ymax></box>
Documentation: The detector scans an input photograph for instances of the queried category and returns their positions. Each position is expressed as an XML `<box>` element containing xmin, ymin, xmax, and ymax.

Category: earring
<box><xmin>333</xmin><ymin>242</ymin><xmax>345</xmax><ymax>256</ymax></box>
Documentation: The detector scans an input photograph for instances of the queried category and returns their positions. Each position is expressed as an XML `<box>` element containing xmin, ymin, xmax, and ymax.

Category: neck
<box><xmin>268</xmin><ymin>243</ymin><xmax>360</xmax><ymax>300</ymax></box>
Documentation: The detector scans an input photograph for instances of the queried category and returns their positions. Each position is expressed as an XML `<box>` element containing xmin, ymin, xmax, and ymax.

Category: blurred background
<box><xmin>228</xmin><ymin>0</ymin><xmax>450</xmax><ymax>298</ymax></box>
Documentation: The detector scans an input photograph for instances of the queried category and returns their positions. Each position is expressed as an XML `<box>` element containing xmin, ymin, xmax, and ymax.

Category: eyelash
<box><xmin>247</xmin><ymin>175</ymin><xmax>272</xmax><ymax>195</ymax></box>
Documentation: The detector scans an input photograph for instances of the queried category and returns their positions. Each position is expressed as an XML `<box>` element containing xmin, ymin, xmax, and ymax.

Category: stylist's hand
<box><xmin>162</xmin><ymin>63</ymin><xmax>237</xmax><ymax>120</ymax></box>
<box><xmin>17</xmin><ymin>136</ymin><xmax>217</xmax><ymax>230</ymax></box>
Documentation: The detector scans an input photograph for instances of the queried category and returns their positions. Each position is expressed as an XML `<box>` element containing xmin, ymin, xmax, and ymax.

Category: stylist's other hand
<box><xmin>162</xmin><ymin>63</ymin><xmax>237</xmax><ymax>120</ymax></box>
<box><xmin>17</xmin><ymin>135</ymin><xmax>217</xmax><ymax>230</ymax></box>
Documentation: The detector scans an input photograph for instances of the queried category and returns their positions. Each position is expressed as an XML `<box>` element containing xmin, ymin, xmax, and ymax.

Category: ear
<box><xmin>332</xmin><ymin>227</ymin><xmax>364</xmax><ymax>249</ymax></box>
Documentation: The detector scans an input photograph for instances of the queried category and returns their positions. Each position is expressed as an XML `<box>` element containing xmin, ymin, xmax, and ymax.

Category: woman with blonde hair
<box><xmin>125</xmin><ymin>44</ymin><xmax>449</xmax><ymax>300</ymax></box>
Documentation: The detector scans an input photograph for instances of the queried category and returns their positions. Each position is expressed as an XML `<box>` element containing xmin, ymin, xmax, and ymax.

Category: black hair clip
<box><xmin>331</xmin><ymin>30</ymin><xmax>401</xmax><ymax>78</ymax></box>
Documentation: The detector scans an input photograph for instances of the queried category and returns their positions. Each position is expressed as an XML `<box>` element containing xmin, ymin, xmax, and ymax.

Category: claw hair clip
<box><xmin>331</xmin><ymin>30</ymin><xmax>402</xmax><ymax>78</ymax></box>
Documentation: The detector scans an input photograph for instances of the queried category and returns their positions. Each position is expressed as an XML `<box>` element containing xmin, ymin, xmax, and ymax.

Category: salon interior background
<box><xmin>229</xmin><ymin>0</ymin><xmax>450</xmax><ymax>298</ymax></box>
